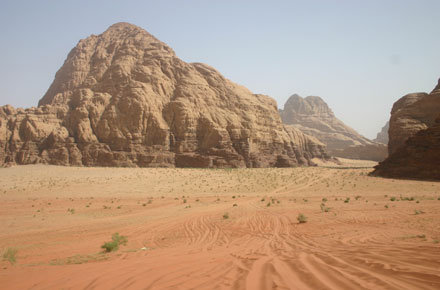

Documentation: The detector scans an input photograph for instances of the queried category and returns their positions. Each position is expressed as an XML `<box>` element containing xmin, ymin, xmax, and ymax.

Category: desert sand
<box><xmin>1</xmin><ymin>161</ymin><xmax>439</xmax><ymax>289</ymax></box>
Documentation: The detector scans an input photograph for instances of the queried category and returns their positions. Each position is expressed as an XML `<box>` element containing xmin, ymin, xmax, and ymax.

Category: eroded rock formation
<box><xmin>280</xmin><ymin>94</ymin><xmax>387</xmax><ymax>161</ymax></box>
<box><xmin>0</xmin><ymin>22</ymin><xmax>330</xmax><ymax>168</ymax></box>
<box><xmin>373</xmin><ymin>79</ymin><xmax>440</xmax><ymax>180</ymax></box>
<box><xmin>373</xmin><ymin>115</ymin><xmax>440</xmax><ymax>180</ymax></box>
<box><xmin>388</xmin><ymin>86</ymin><xmax>440</xmax><ymax>155</ymax></box>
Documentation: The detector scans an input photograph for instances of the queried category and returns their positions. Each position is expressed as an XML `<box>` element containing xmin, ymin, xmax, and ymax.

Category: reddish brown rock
<box><xmin>388</xmin><ymin>80</ymin><xmax>440</xmax><ymax>155</ymax></box>
<box><xmin>373</xmin><ymin>79</ymin><xmax>440</xmax><ymax>180</ymax></box>
<box><xmin>0</xmin><ymin>23</ymin><xmax>330</xmax><ymax>168</ymax></box>
<box><xmin>280</xmin><ymin>94</ymin><xmax>387</xmax><ymax>161</ymax></box>
<box><xmin>373</xmin><ymin>115</ymin><xmax>440</xmax><ymax>180</ymax></box>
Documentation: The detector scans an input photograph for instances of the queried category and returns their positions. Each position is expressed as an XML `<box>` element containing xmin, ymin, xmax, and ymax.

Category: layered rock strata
<box><xmin>0</xmin><ymin>22</ymin><xmax>330</xmax><ymax>168</ymax></box>
<box><xmin>373</xmin><ymin>79</ymin><xmax>440</xmax><ymax>180</ymax></box>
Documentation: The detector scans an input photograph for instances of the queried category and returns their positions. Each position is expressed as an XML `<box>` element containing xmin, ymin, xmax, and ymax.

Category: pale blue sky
<box><xmin>1</xmin><ymin>0</ymin><xmax>439</xmax><ymax>138</ymax></box>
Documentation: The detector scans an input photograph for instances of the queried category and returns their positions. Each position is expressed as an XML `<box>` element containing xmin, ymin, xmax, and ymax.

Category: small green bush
<box><xmin>390</xmin><ymin>197</ymin><xmax>396</xmax><ymax>201</ymax></box>
<box><xmin>297</xmin><ymin>213</ymin><xmax>307</xmax><ymax>223</ymax></box>
<box><xmin>3</xmin><ymin>247</ymin><xmax>17</xmax><ymax>265</ymax></box>
<box><xmin>101</xmin><ymin>233</ymin><xmax>128</xmax><ymax>252</ymax></box>
<box><xmin>223</xmin><ymin>213</ymin><xmax>229</xmax><ymax>219</ymax></box>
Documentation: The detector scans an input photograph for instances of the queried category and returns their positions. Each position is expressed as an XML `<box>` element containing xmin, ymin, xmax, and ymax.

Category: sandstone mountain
<box><xmin>387</xmin><ymin>88</ymin><xmax>440</xmax><ymax>155</ymax></box>
<box><xmin>373</xmin><ymin>121</ymin><xmax>389</xmax><ymax>144</ymax></box>
<box><xmin>279</xmin><ymin>94</ymin><xmax>387</xmax><ymax>161</ymax></box>
<box><xmin>0</xmin><ymin>22</ymin><xmax>330</xmax><ymax>168</ymax></box>
<box><xmin>373</xmin><ymin>79</ymin><xmax>440</xmax><ymax>180</ymax></box>
<box><xmin>373</xmin><ymin>115</ymin><xmax>440</xmax><ymax>180</ymax></box>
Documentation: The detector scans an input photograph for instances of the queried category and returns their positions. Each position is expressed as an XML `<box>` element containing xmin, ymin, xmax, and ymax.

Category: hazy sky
<box><xmin>1</xmin><ymin>0</ymin><xmax>439</xmax><ymax>139</ymax></box>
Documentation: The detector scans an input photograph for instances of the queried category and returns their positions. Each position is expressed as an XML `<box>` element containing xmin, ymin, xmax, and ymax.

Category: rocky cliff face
<box><xmin>373</xmin><ymin>79</ymin><xmax>440</xmax><ymax>180</ymax></box>
<box><xmin>0</xmin><ymin>22</ymin><xmax>330</xmax><ymax>168</ymax></box>
<box><xmin>373</xmin><ymin>115</ymin><xmax>440</xmax><ymax>180</ymax></box>
<box><xmin>388</xmin><ymin>82</ymin><xmax>440</xmax><ymax>155</ymax></box>
<box><xmin>280</xmin><ymin>94</ymin><xmax>387</xmax><ymax>161</ymax></box>
<box><xmin>373</xmin><ymin>121</ymin><xmax>389</xmax><ymax>144</ymax></box>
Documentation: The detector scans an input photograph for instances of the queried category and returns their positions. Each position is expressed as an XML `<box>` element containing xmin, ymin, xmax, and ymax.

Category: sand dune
<box><xmin>1</xmin><ymin>165</ymin><xmax>439</xmax><ymax>289</ymax></box>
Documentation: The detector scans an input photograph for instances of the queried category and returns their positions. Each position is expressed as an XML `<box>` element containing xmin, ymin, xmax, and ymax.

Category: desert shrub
<box><xmin>101</xmin><ymin>233</ymin><xmax>128</xmax><ymax>252</ymax></box>
<box><xmin>355</xmin><ymin>195</ymin><xmax>361</xmax><ymax>200</ymax></box>
<box><xmin>344</xmin><ymin>198</ymin><xmax>350</xmax><ymax>203</ymax></box>
<box><xmin>233</xmin><ymin>204</ymin><xmax>238</xmax><ymax>207</ymax></box>
<box><xmin>390</xmin><ymin>197</ymin><xmax>396</xmax><ymax>201</ymax></box>
<box><xmin>3</xmin><ymin>247</ymin><xmax>17</xmax><ymax>265</ymax></box>
<box><xmin>320</xmin><ymin>203</ymin><xmax>330</xmax><ymax>212</ymax></box>
<box><xmin>297</xmin><ymin>213</ymin><xmax>307</xmax><ymax>223</ymax></box>
<box><xmin>223</xmin><ymin>213</ymin><xmax>229</xmax><ymax>219</ymax></box>
<box><xmin>322</xmin><ymin>198</ymin><xmax>327</xmax><ymax>202</ymax></box>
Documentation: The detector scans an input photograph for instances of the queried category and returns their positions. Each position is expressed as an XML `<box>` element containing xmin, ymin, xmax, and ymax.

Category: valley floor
<box><xmin>0</xmin><ymin>164</ymin><xmax>439</xmax><ymax>289</ymax></box>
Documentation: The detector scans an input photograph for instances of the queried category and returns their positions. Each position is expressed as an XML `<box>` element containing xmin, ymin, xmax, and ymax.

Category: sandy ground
<box><xmin>0</xmin><ymin>162</ymin><xmax>439</xmax><ymax>290</ymax></box>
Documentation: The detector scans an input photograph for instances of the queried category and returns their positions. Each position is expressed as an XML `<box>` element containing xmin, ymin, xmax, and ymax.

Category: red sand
<box><xmin>1</xmin><ymin>164</ymin><xmax>439</xmax><ymax>289</ymax></box>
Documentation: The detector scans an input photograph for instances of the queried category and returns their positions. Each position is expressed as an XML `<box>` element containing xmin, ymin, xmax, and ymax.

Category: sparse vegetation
<box><xmin>223</xmin><ymin>213</ymin><xmax>229</xmax><ymax>219</ymax></box>
<box><xmin>101</xmin><ymin>233</ymin><xmax>128</xmax><ymax>252</ymax></box>
<box><xmin>344</xmin><ymin>197</ymin><xmax>350</xmax><ymax>203</ymax></box>
<box><xmin>3</xmin><ymin>247</ymin><xmax>18</xmax><ymax>265</ymax></box>
<box><xmin>320</xmin><ymin>203</ymin><xmax>330</xmax><ymax>212</ymax></box>
<box><xmin>390</xmin><ymin>196</ymin><xmax>396</xmax><ymax>201</ymax></box>
<box><xmin>297</xmin><ymin>213</ymin><xmax>307</xmax><ymax>223</ymax></box>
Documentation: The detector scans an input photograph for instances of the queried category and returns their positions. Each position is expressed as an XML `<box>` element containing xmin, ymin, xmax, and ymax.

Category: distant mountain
<box><xmin>0</xmin><ymin>23</ymin><xmax>330</xmax><ymax>168</ymax></box>
<box><xmin>373</xmin><ymin>121</ymin><xmax>389</xmax><ymax>144</ymax></box>
<box><xmin>279</xmin><ymin>94</ymin><xmax>387</xmax><ymax>161</ymax></box>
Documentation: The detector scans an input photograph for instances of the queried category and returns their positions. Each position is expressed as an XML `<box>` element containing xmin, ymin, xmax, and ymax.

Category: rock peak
<box><xmin>279</xmin><ymin>93</ymin><xmax>386</xmax><ymax>161</ymax></box>
<box><xmin>38</xmin><ymin>22</ymin><xmax>175</xmax><ymax>106</ymax></box>
<box><xmin>1</xmin><ymin>23</ymin><xmax>330</xmax><ymax>168</ymax></box>
<box><xmin>107</xmin><ymin>22</ymin><xmax>142</xmax><ymax>30</ymax></box>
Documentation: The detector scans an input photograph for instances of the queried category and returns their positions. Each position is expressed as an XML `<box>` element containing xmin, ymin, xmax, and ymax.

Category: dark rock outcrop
<box><xmin>0</xmin><ymin>23</ymin><xmax>330</xmax><ymax>168</ymax></box>
<box><xmin>373</xmin><ymin>79</ymin><xmax>440</xmax><ymax>180</ymax></box>
<box><xmin>373</xmin><ymin>115</ymin><xmax>440</xmax><ymax>180</ymax></box>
